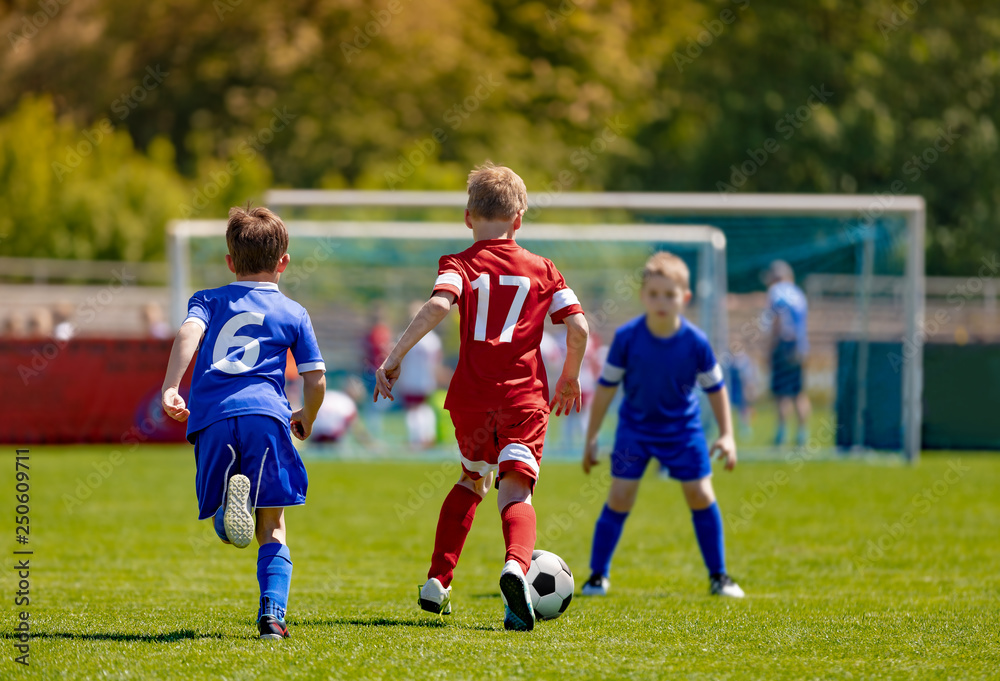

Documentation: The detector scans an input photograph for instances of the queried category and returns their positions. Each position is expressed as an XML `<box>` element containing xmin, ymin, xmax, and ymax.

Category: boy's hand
<box><xmin>549</xmin><ymin>375</ymin><xmax>582</xmax><ymax>416</ymax></box>
<box><xmin>582</xmin><ymin>436</ymin><xmax>600</xmax><ymax>474</ymax></box>
<box><xmin>373</xmin><ymin>356</ymin><xmax>401</xmax><ymax>402</ymax></box>
<box><xmin>162</xmin><ymin>387</ymin><xmax>190</xmax><ymax>422</ymax></box>
<box><xmin>710</xmin><ymin>433</ymin><xmax>737</xmax><ymax>471</ymax></box>
<box><xmin>290</xmin><ymin>409</ymin><xmax>313</xmax><ymax>440</ymax></box>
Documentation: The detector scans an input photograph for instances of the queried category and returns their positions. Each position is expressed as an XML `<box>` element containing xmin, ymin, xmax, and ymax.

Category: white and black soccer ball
<box><xmin>527</xmin><ymin>549</ymin><xmax>574</xmax><ymax>620</ymax></box>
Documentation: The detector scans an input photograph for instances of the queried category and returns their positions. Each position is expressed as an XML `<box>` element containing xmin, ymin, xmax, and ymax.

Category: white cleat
<box><xmin>581</xmin><ymin>574</ymin><xmax>610</xmax><ymax>596</ymax></box>
<box><xmin>499</xmin><ymin>560</ymin><xmax>534</xmax><ymax>631</ymax></box>
<box><xmin>223</xmin><ymin>474</ymin><xmax>255</xmax><ymax>549</ymax></box>
<box><xmin>418</xmin><ymin>578</ymin><xmax>452</xmax><ymax>615</ymax></box>
<box><xmin>710</xmin><ymin>573</ymin><xmax>745</xmax><ymax>598</ymax></box>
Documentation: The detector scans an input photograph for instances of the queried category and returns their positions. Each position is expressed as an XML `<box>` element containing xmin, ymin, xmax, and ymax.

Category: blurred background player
<box><xmin>581</xmin><ymin>251</ymin><xmax>744</xmax><ymax>599</ymax></box>
<box><xmin>728</xmin><ymin>351</ymin><xmax>758</xmax><ymax>439</ymax></box>
<box><xmin>374</xmin><ymin>162</ymin><xmax>589</xmax><ymax>632</ymax></box>
<box><xmin>311</xmin><ymin>375</ymin><xmax>375</xmax><ymax>448</ymax></box>
<box><xmin>764</xmin><ymin>260</ymin><xmax>811</xmax><ymax>447</ymax></box>
<box><xmin>395</xmin><ymin>300</ymin><xmax>444</xmax><ymax>449</ymax></box>
<box><xmin>160</xmin><ymin>205</ymin><xmax>326</xmax><ymax>640</ymax></box>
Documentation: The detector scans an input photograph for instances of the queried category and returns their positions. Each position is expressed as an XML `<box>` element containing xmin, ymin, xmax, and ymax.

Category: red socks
<box><xmin>428</xmin><ymin>484</ymin><xmax>483</xmax><ymax>588</ymax></box>
<box><xmin>501</xmin><ymin>501</ymin><xmax>536</xmax><ymax>576</ymax></box>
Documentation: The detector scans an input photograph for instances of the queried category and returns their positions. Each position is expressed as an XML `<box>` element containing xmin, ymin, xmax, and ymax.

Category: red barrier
<box><xmin>0</xmin><ymin>339</ymin><xmax>190</xmax><ymax>444</ymax></box>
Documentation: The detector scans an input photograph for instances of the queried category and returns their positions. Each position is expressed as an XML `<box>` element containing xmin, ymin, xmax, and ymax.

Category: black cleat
<box><xmin>257</xmin><ymin>614</ymin><xmax>290</xmax><ymax>640</ymax></box>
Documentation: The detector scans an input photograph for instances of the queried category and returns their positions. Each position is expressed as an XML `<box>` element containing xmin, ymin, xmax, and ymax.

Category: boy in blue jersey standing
<box><xmin>581</xmin><ymin>252</ymin><xmax>744</xmax><ymax>598</ymax></box>
<box><xmin>161</xmin><ymin>205</ymin><xmax>327</xmax><ymax>639</ymax></box>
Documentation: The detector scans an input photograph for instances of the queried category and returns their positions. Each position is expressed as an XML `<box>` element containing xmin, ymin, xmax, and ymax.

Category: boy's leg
<box><xmin>681</xmin><ymin>475</ymin><xmax>742</xmax><ymax>596</ymax></box>
<box><xmin>497</xmin><ymin>470</ymin><xmax>536</xmax><ymax>632</ymax></box>
<box><xmin>427</xmin><ymin>472</ymin><xmax>490</xmax><ymax>589</ymax></box>
<box><xmin>588</xmin><ymin>478</ymin><xmax>641</xmax><ymax>583</ymax></box>
<box><xmin>256</xmin><ymin>507</ymin><xmax>292</xmax><ymax>638</ymax></box>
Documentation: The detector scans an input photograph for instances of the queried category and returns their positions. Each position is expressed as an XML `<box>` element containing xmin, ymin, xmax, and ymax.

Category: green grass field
<box><xmin>1</xmin><ymin>447</ymin><xmax>998</xmax><ymax>680</ymax></box>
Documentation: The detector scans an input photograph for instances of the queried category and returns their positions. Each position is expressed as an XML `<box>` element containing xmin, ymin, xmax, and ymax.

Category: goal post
<box><xmin>259</xmin><ymin>190</ymin><xmax>926</xmax><ymax>463</ymax></box>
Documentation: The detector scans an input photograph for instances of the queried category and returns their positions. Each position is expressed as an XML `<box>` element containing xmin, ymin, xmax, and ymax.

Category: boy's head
<box><xmin>640</xmin><ymin>251</ymin><xmax>692</xmax><ymax>318</ymax></box>
<box><xmin>225</xmin><ymin>205</ymin><xmax>289</xmax><ymax>275</ymax></box>
<box><xmin>466</xmin><ymin>162</ymin><xmax>528</xmax><ymax>223</ymax></box>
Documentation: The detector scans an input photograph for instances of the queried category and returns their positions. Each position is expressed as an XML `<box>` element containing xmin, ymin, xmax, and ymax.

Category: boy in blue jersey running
<box><xmin>161</xmin><ymin>205</ymin><xmax>327</xmax><ymax>639</ymax></box>
<box><xmin>581</xmin><ymin>252</ymin><xmax>744</xmax><ymax>598</ymax></box>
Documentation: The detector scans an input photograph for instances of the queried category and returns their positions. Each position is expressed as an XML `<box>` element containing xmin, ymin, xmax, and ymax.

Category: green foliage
<box><xmin>0</xmin><ymin>1</ymin><xmax>998</xmax><ymax>272</ymax></box>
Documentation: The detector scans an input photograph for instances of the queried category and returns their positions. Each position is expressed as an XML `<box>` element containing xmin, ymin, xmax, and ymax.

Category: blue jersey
<box><xmin>183</xmin><ymin>281</ymin><xmax>325</xmax><ymax>442</ymax></box>
<box><xmin>767</xmin><ymin>281</ymin><xmax>809</xmax><ymax>355</ymax></box>
<box><xmin>598</xmin><ymin>316</ymin><xmax>723</xmax><ymax>439</ymax></box>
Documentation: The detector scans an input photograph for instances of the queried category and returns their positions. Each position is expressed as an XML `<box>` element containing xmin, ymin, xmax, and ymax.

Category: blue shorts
<box><xmin>192</xmin><ymin>415</ymin><xmax>308</xmax><ymax>520</ymax></box>
<box><xmin>771</xmin><ymin>340</ymin><xmax>803</xmax><ymax>397</ymax></box>
<box><xmin>610</xmin><ymin>429</ymin><xmax>712</xmax><ymax>482</ymax></box>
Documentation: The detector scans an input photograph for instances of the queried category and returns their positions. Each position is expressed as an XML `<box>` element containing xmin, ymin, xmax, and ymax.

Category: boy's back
<box><xmin>434</xmin><ymin>240</ymin><xmax>580</xmax><ymax>413</ymax></box>
<box><xmin>184</xmin><ymin>281</ymin><xmax>324</xmax><ymax>441</ymax></box>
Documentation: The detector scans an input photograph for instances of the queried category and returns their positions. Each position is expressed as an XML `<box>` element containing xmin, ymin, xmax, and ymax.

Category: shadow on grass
<box><xmin>294</xmin><ymin>616</ymin><xmax>500</xmax><ymax>633</ymax></box>
<box><xmin>294</xmin><ymin>616</ymin><xmax>447</xmax><ymax>629</ymax></box>
<box><xmin>0</xmin><ymin>629</ymin><xmax>224</xmax><ymax>642</ymax></box>
<box><xmin>469</xmin><ymin>593</ymin><xmax>501</xmax><ymax>600</ymax></box>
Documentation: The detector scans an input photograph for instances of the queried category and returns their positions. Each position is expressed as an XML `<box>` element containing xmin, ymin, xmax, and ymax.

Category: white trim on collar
<box><xmin>229</xmin><ymin>281</ymin><xmax>279</xmax><ymax>290</ymax></box>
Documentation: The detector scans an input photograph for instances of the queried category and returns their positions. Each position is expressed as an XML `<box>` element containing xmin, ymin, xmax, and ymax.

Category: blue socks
<box><xmin>257</xmin><ymin>543</ymin><xmax>293</xmax><ymax>620</ymax></box>
<box><xmin>692</xmin><ymin>502</ymin><xmax>726</xmax><ymax>576</ymax></box>
<box><xmin>589</xmin><ymin>505</ymin><xmax>629</xmax><ymax>577</ymax></box>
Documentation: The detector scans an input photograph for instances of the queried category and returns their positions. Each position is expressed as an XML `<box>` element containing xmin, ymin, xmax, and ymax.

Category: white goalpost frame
<box><xmin>258</xmin><ymin>190</ymin><xmax>926</xmax><ymax>463</ymax></box>
<box><xmin>167</xmin><ymin>220</ymin><xmax>728</xmax><ymax>352</ymax></box>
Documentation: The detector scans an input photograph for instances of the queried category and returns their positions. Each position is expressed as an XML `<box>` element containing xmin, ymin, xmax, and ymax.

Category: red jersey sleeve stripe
<box><xmin>549</xmin><ymin>288</ymin><xmax>582</xmax><ymax>323</ymax></box>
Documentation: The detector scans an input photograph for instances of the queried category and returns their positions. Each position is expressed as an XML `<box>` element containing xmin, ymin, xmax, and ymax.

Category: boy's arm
<box><xmin>707</xmin><ymin>385</ymin><xmax>737</xmax><ymax>470</ymax></box>
<box><xmin>374</xmin><ymin>292</ymin><xmax>454</xmax><ymax>402</ymax></box>
<box><xmin>582</xmin><ymin>383</ymin><xmax>616</xmax><ymax>474</ymax></box>
<box><xmin>550</xmin><ymin>312</ymin><xmax>589</xmax><ymax>416</ymax></box>
<box><xmin>291</xmin><ymin>370</ymin><xmax>326</xmax><ymax>440</ymax></box>
<box><xmin>161</xmin><ymin>321</ymin><xmax>204</xmax><ymax>422</ymax></box>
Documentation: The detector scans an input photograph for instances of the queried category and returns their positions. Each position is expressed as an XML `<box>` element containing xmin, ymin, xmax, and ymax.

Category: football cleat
<box><xmin>499</xmin><ymin>560</ymin><xmax>535</xmax><ymax>632</ymax></box>
<box><xmin>257</xmin><ymin>614</ymin><xmax>290</xmax><ymax>640</ymax></box>
<box><xmin>710</xmin><ymin>573</ymin><xmax>745</xmax><ymax>598</ymax></box>
<box><xmin>223</xmin><ymin>474</ymin><xmax>255</xmax><ymax>549</ymax></box>
<box><xmin>418</xmin><ymin>578</ymin><xmax>452</xmax><ymax>615</ymax></box>
<box><xmin>581</xmin><ymin>573</ymin><xmax>610</xmax><ymax>596</ymax></box>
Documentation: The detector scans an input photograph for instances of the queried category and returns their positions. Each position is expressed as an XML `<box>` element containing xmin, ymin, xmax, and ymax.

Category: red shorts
<box><xmin>449</xmin><ymin>408</ymin><xmax>548</xmax><ymax>484</ymax></box>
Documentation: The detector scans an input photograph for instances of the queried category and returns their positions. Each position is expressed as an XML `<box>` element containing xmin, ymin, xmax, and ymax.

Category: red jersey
<box><xmin>431</xmin><ymin>239</ymin><xmax>583</xmax><ymax>413</ymax></box>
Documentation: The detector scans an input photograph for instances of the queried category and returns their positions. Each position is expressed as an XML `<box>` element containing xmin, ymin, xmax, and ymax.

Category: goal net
<box><xmin>168</xmin><ymin>190</ymin><xmax>925</xmax><ymax>462</ymax></box>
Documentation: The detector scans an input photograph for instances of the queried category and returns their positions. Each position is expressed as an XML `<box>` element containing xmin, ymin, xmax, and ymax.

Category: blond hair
<box><xmin>466</xmin><ymin>161</ymin><xmax>527</xmax><ymax>221</ymax></box>
<box><xmin>226</xmin><ymin>204</ymin><xmax>289</xmax><ymax>275</ymax></box>
<box><xmin>643</xmin><ymin>251</ymin><xmax>690</xmax><ymax>290</ymax></box>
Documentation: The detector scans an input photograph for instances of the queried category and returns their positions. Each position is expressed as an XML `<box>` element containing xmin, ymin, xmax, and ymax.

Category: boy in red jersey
<box><xmin>374</xmin><ymin>162</ymin><xmax>589</xmax><ymax>631</ymax></box>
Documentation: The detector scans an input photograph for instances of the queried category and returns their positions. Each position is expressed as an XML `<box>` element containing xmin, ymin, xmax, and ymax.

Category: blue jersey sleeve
<box><xmin>695</xmin><ymin>335</ymin><xmax>724</xmax><ymax>393</ymax></box>
<box><xmin>291</xmin><ymin>309</ymin><xmax>326</xmax><ymax>374</ymax></box>
<box><xmin>597</xmin><ymin>327</ymin><xmax>628</xmax><ymax>387</ymax></box>
<box><xmin>184</xmin><ymin>291</ymin><xmax>211</xmax><ymax>332</ymax></box>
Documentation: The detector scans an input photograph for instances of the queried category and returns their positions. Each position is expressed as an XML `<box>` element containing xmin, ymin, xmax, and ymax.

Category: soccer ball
<box><xmin>527</xmin><ymin>549</ymin><xmax>574</xmax><ymax>620</ymax></box>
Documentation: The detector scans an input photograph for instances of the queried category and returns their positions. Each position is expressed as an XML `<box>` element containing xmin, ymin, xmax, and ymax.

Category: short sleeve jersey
<box><xmin>597</xmin><ymin>315</ymin><xmax>723</xmax><ymax>439</ymax></box>
<box><xmin>431</xmin><ymin>239</ymin><xmax>583</xmax><ymax>413</ymax></box>
<box><xmin>767</xmin><ymin>281</ymin><xmax>809</xmax><ymax>354</ymax></box>
<box><xmin>183</xmin><ymin>281</ymin><xmax>325</xmax><ymax>442</ymax></box>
